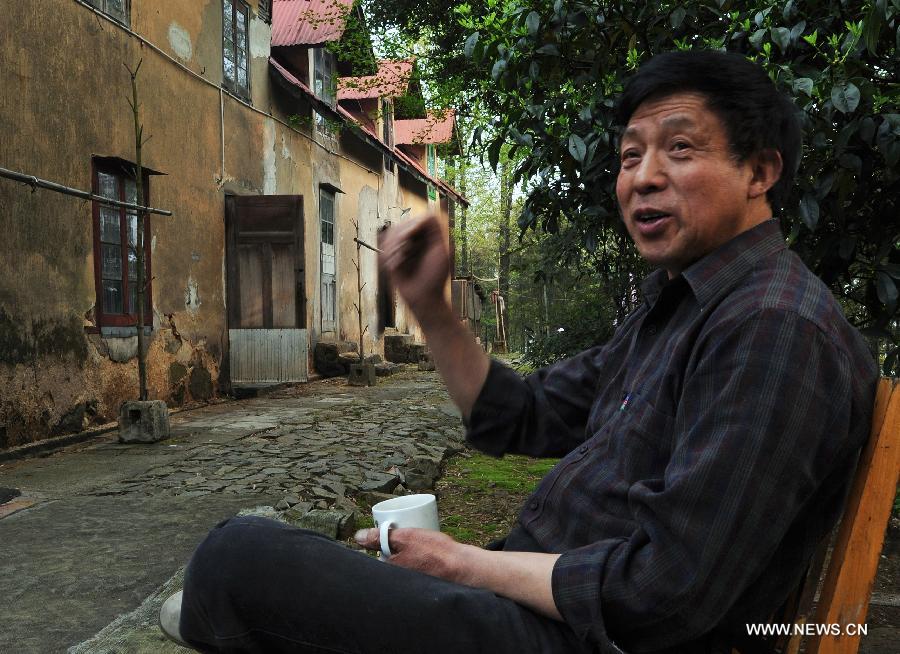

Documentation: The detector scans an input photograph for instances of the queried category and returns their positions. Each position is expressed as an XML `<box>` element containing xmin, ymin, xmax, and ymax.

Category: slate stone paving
<box><xmin>0</xmin><ymin>367</ymin><xmax>465</xmax><ymax>654</ymax></box>
<box><xmin>91</xmin><ymin>380</ymin><xmax>465</xmax><ymax>522</ymax></box>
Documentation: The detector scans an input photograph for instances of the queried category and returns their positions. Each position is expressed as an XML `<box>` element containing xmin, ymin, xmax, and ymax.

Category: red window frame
<box><xmin>90</xmin><ymin>159</ymin><xmax>153</xmax><ymax>329</ymax></box>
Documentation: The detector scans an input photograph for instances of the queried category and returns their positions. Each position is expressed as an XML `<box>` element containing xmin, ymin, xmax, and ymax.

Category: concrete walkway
<box><xmin>0</xmin><ymin>368</ymin><xmax>464</xmax><ymax>654</ymax></box>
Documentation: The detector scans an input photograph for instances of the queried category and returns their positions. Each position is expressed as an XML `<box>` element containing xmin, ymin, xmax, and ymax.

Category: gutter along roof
<box><xmin>269</xmin><ymin>58</ymin><xmax>467</xmax><ymax>206</ymax></box>
<box><xmin>271</xmin><ymin>0</ymin><xmax>355</xmax><ymax>46</ymax></box>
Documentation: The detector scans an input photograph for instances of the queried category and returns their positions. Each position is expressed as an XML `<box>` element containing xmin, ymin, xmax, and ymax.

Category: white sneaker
<box><xmin>158</xmin><ymin>590</ymin><xmax>191</xmax><ymax>648</ymax></box>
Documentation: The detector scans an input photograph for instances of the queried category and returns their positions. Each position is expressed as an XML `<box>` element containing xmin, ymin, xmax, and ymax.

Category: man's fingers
<box><xmin>354</xmin><ymin>528</ymin><xmax>380</xmax><ymax>549</ymax></box>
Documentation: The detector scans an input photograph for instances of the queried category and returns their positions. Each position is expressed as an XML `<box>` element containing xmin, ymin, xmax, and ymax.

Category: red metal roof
<box><xmin>337</xmin><ymin>60</ymin><xmax>414</xmax><ymax>100</ymax></box>
<box><xmin>269</xmin><ymin>57</ymin><xmax>467</xmax><ymax>205</ymax></box>
<box><xmin>394</xmin><ymin>110</ymin><xmax>456</xmax><ymax>145</ymax></box>
<box><xmin>271</xmin><ymin>0</ymin><xmax>354</xmax><ymax>47</ymax></box>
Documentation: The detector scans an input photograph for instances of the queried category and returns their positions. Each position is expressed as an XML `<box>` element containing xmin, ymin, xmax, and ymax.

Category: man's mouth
<box><xmin>633</xmin><ymin>211</ymin><xmax>673</xmax><ymax>234</ymax></box>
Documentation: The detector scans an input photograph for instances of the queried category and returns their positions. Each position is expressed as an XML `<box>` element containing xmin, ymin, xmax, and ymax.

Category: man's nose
<box><xmin>633</xmin><ymin>150</ymin><xmax>667</xmax><ymax>194</ymax></box>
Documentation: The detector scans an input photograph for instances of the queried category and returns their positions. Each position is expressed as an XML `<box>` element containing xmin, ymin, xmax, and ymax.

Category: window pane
<box><xmin>127</xmin><ymin>213</ymin><xmax>138</xmax><ymax>246</ymax></box>
<box><xmin>129</xmin><ymin>283</ymin><xmax>138</xmax><ymax>314</ymax></box>
<box><xmin>124</xmin><ymin>178</ymin><xmax>137</xmax><ymax>205</ymax></box>
<box><xmin>103</xmin><ymin>279</ymin><xmax>123</xmax><ymax>314</ymax></box>
<box><xmin>224</xmin><ymin>0</ymin><xmax>233</xmax><ymax>21</ymax></box>
<box><xmin>236</xmin><ymin>7</ymin><xmax>246</xmax><ymax>32</ymax></box>
<box><xmin>128</xmin><ymin>247</ymin><xmax>138</xmax><ymax>281</ymax></box>
<box><xmin>237</xmin><ymin>66</ymin><xmax>247</xmax><ymax>90</ymax></box>
<box><xmin>98</xmin><ymin>172</ymin><xmax>117</xmax><ymax>200</ymax></box>
<box><xmin>100</xmin><ymin>207</ymin><xmax>121</xmax><ymax>243</ymax></box>
<box><xmin>237</xmin><ymin>27</ymin><xmax>247</xmax><ymax>52</ymax></box>
<box><xmin>224</xmin><ymin>43</ymin><xmax>236</xmax><ymax>81</ymax></box>
<box><xmin>102</xmin><ymin>244</ymin><xmax>122</xmax><ymax>278</ymax></box>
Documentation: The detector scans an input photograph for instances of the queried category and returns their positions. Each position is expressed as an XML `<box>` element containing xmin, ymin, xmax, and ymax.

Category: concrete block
<box><xmin>375</xmin><ymin>362</ymin><xmax>398</xmax><ymax>377</ymax></box>
<box><xmin>417</xmin><ymin>351</ymin><xmax>436</xmax><ymax>371</ymax></box>
<box><xmin>348</xmin><ymin>362</ymin><xmax>377</xmax><ymax>386</ymax></box>
<box><xmin>118</xmin><ymin>400</ymin><xmax>170</xmax><ymax>443</ymax></box>
<box><xmin>384</xmin><ymin>334</ymin><xmax>414</xmax><ymax>363</ymax></box>
<box><xmin>407</xmin><ymin>343</ymin><xmax>427</xmax><ymax>364</ymax></box>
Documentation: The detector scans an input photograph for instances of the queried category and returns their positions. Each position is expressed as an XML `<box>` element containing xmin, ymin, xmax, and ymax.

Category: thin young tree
<box><xmin>125</xmin><ymin>59</ymin><xmax>150</xmax><ymax>401</ymax></box>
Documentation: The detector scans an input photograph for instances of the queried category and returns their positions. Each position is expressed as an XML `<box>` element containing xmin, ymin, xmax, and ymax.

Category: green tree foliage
<box><xmin>454</xmin><ymin>0</ymin><xmax>900</xmax><ymax>369</ymax></box>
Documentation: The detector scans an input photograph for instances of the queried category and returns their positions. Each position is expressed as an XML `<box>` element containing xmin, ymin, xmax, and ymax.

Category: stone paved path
<box><xmin>0</xmin><ymin>368</ymin><xmax>463</xmax><ymax>654</ymax></box>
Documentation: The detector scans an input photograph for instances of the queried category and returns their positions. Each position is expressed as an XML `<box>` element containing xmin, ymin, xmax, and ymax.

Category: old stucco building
<box><xmin>0</xmin><ymin>0</ymin><xmax>465</xmax><ymax>448</ymax></box>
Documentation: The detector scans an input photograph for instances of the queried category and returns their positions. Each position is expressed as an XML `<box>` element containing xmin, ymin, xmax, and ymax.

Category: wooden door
<box><xmin>225</xmin><ymin>195</ymin><xmax>308</xmax><ymax>382</ymax></box>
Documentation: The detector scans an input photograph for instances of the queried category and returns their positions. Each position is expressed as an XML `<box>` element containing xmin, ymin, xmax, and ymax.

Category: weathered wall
<box><xmin>0</xmin><ymin>1</ymin><xmax>456</xmax><ymax>447</ymax></box>
<box><xmin>0</xmin><ymin>0</ymin><xmax>306</xmax><ymax>447</ymax></box>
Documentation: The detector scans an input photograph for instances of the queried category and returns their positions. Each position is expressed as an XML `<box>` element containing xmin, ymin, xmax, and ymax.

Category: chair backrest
<box><xmin>780</xmin><ymin>377</ymin><xmax>900</xmax><ymax>654</ymax></box>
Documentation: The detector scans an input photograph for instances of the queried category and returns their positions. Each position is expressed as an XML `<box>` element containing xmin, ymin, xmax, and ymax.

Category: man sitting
<box><xmin>165</xmin><ymin>50</ymin><xmax>877</xmax><ymax>654</ymax></box>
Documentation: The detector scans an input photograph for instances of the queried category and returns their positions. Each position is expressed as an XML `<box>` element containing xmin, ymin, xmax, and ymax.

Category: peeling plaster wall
<box><xmin>0</xmin><ymin>0</ymin><xmax>455</xmax><ymax>447</ymax></box>
<box><xmin>0</xmin><ymin>0</ymin><xmax>294</xmax><ymax>448</ymax></box>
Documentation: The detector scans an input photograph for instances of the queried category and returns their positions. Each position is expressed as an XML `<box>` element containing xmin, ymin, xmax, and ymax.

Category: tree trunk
<box><xmin>129</xmin><ymin>61</ymin><xmax>148</xmax><ymax>402</ymax></box>
<box><xmin>498</xmin><ymin>160</ymin><xmax>512</xmax><ymax>350</ymax></box>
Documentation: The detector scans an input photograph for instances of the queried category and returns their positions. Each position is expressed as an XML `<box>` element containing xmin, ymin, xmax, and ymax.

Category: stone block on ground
<box><xmin>407</xmin><ymin>343</ymin><xmax>427</xmax><ymax>364</ymax></box>
<box><xmin>358</xmin><ymin>491</ymin><xmax>396</xmax><ymax>507</ymax></box>
<box><xmin>375</xmin><ymin>362</ymin><xmax>402</xmax><ymax>377</ymax></box>
<box><xmin>403</xmin><ymin>455</ymin><xmax>443</xmax><ymax>491</ymax></box>
<box><xmin>348</xmin><ymin>362</ymin><xmax>377</xmax><ymax>386</ymax></box>
<box><xmin>360</xmin><ymin>471</ymin><xmax>400</xmax><ymax>493</ymax></box>
<box><xmin>281</xmin><ymin>502</ymin><xmax>314</xmax><ymax>523</ymax></box>
<box><xmin>417</xmin><ymin>351</ymin><xmax>436</xmax><ymax>371</ymax></box>
<box><xmin>339</xmin><ymin>352</ymin><xmax>363</xmax><ymax>367</ymax></box>
<box><xmin>313</xmin><ymin>341</ymin><xmax>347</xmax><ymax>377</ymax></box>
<box><xmin>118</xmin><ymin>400</ymin><xmax>170</xmax><ymax>444</ymax></box>
<box><xmin>287</xmin><ymin>509</ymin><xmax>356</xmax><ymax>539</ymax></box>
<box><xmin>384</xmin><ymin>334</ymin><xmax>414</xmax><ymax>363</ymax></box>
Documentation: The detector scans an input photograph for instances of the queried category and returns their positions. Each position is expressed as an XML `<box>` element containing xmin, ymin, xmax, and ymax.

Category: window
<box><xmin>319</xmin><ymin>188</ymin><xmax>337</xmax><ymax>333</ymax></box>
<box><xmin>313</xmin><ymin>47</ymin><xmax>337</xmax><ymax>140</ymax></box>
<box><xmin>223</xmin><ymin>0</ymin><xmax>251</xmax><ymax>98</ymax></box>
<box><xmin>85</xmin><ymin>0</ymin><xmax>130</xmax><ymax>26</ymax></box>
<box><xmin>313</xmin><ymin>48</ymin><xmax>336</xmax><ymax>104</ymax></box>
<box><xmin>257</xmin><ymin>0</ymin><xmax>271</xmax><ymax>23</ymax></box>
<box><xmin>91</xmin><ymin>160</ymin><xmax>152</xmax><ymax>328</ymax></box>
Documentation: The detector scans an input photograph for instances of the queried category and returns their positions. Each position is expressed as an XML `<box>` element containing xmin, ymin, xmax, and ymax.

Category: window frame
<box><xmin>90</xmin><ymin>159</ymin><xmax>153</xmax><ymax>330</ymax></box>
<box><xmin>85</xmin><ymin>0</ymin><xmax>130</xmax><ymax>27</ymax></box>
<box><xmin>222</xmin><ymin>0</ymin><xmax>251</xmax><ymax>99</ymax></box>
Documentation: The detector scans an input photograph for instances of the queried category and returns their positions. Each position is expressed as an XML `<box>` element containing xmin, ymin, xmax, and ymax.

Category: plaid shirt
<box><xmin>467</xmin><ymin>220</ymin><xmax>877</xmax><ymax>653</ymax></box>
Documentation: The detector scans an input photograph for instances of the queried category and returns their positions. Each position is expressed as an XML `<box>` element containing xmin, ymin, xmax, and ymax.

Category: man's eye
<box><xmin>672</xmin><ymin>141</ymin><xmax>691</xmax><ymax>151</ymax></box>
<box><xmin>622</xmin><ymin>150</ymin><xmax>640</xmax><ymax>161</ymax></box>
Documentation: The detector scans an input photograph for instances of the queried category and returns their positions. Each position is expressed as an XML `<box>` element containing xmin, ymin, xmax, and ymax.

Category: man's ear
<box><xmin>748</xmin><ymin>148</ymin><xmax>783</xmax><ymax>199</ymax></box>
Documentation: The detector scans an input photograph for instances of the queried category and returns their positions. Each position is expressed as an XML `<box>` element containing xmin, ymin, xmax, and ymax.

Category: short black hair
<box><xmin>615</xmin><ymin>50</ymin><xmax>802</xmax><ymax>213</ymax></box>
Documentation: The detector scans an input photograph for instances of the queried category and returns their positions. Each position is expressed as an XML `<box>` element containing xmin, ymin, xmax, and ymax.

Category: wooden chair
<box><xmin>753</xmin><ymin>378</ymin><xmax>900</xmax><ymax>654</ymax></box>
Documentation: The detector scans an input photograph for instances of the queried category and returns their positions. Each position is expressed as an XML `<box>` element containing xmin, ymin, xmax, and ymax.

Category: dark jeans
<box><xmin>180</xmin><ymin>516</ymin><xmax>593</xmax><ymax>654</ymax></box>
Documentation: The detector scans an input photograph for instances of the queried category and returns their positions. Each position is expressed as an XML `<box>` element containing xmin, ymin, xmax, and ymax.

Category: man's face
<box><xmin>616</xmin><ymin>92</ymin><xmax>763</xmax><ymax>278</ymax></box>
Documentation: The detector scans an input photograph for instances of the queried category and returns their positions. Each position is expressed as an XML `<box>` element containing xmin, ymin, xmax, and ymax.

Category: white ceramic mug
<box><xmin>371</xmin><ymin>493</ymin><xmax>439</xmax><ymax>558</ymax></box>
